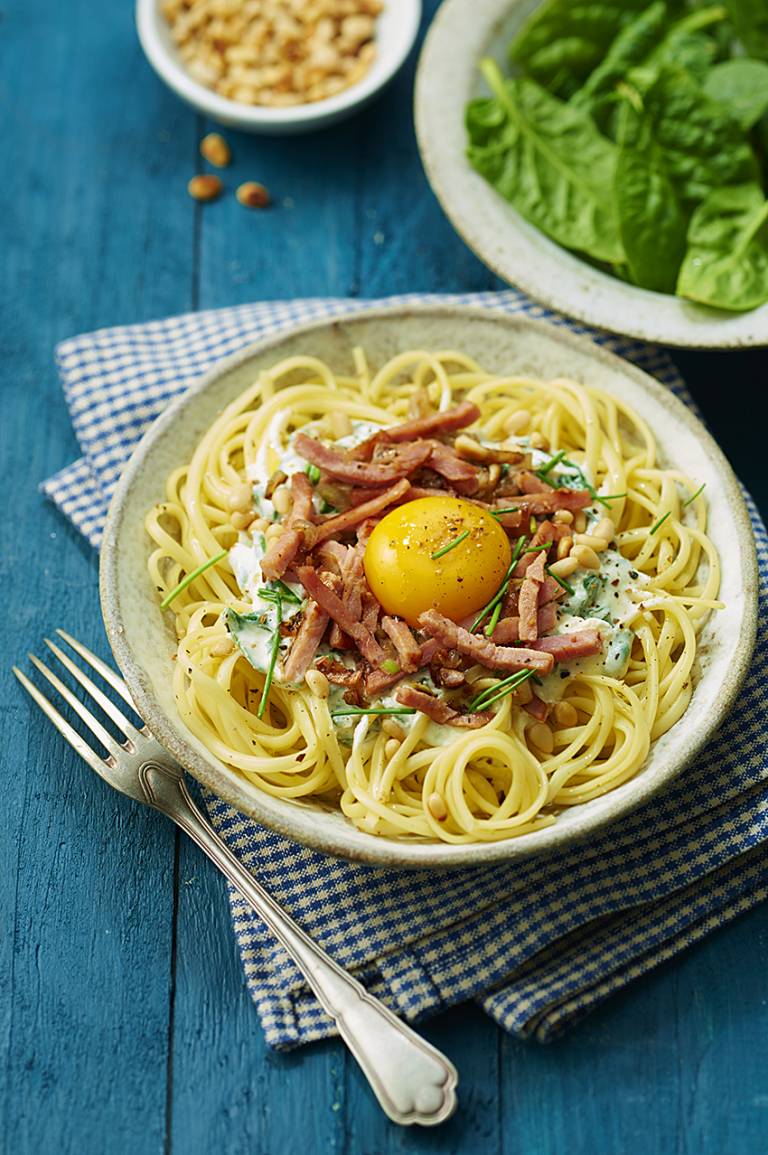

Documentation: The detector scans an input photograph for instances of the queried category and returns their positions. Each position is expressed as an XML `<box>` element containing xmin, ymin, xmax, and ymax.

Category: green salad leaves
<box><xmin>466</xmin><ymin>0</ymin><xmax>768</xmax><ymax>312</ymax></box>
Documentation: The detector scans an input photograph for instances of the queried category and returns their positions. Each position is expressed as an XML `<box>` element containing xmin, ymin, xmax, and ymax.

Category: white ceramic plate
<box><xmin>100</xmin><ymin>305</ymin><xmax>757</xmax><ymax>868</ymax></box>
<box><xmin>136</xmin><ymin>0</ymin><xmax>421</xmax><ymax>135</ymax></box>
<box><xmin>414</xmin><ymin>0</ymin><xmax>768</xmax><ymax>349</ymax></box>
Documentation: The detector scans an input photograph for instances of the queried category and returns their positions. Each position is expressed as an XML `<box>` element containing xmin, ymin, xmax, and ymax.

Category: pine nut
<box><xmin>271</xmin><ymin>485</ymin><xmax>292</xmax><ymax>515</ymax></box>
<box><xmin>504</xmin><ymin>409</ymin><xmax>531</xmax><ymax>435</ymax></box>
<box><xmin>594</xmin><ymin>517</ymin><xmax>615</xmax><ymax>543</ymax></box>
<box><xmin>556</xmin><ymin>535</ymin><xmax>573</xmax><ymax>560</ymax></box>
<box><xmin>210</xmin><ymin>637</ymin><xmax>234</xmax><ymax>657</ymax></box>
<box><xmin>329</xmin><ymin>410</ymin><xmax>353</xmax><ymax>438</ymax></box>
<box><xmin>571</xmin><ymin>543</ymin><xmax>601</xmax><ymax>570</ymax></box>
<box><xmin>553</xmin><ymin>510</ymin><xmax>573</xmax><ymax>525</ymax></box>
<box><xmin>382</xmin><ymin>719</ymin><xmax>406</xmax><ymax>740</ymax></box>
<box><xmin>529</xmin><ymin>431</ymin><xmax>549</xmax><ymax>450</ymax></box>
<box><xmin>427</xmin><ymin>792</ymin><xmax>448</xmax><ymax>821</ymax></box>
<box><xmin>251</xmin><ymin>517</ymin><xmax>269</xmax><ymax>534</ymax></box>
<box><xmin>236</xmin><ymin>181</ymin><xmax>271</xmax><ymax>209</ymax></box>
<box><xmin>228</xmin><ymin>482</ymin><xmax>254</xmax><ymax>512</ymax></box>
<box><xmin>548</xmin><ymin>555</ymin><xmax>579</xmax><ymax>578</ymax></box>
<box><xmin>265</xmin><ymin>523</ymin><xmax>283</xmax><ymax>542</ymax></box>
<box><xmin>200</xmin><ymin>132</ymin><xmax>231</xmax><ymax>167</ymax></box>
<box><xmin>384</xmin><ymin>738</ymin><xmax>400</xmax><ymax>760</ymax></box>
<box><xmin>305</xmin><ymin>669</ymin><xmax>329</xmax><ymax>699</ymax></box>
<box><xmin>188</xmin><ymin>174</ymin><xmax>223</xmax><ymax>202</ymax></box>
<box><xmin>573</xmin><ymin>511</ymin><xmax>588</xmax><ymax>534</ymax></box>
<box><xmin>231</xmin><ymin>510</ymin><xmax>255</xmax><ymax>531</ymax></box>
<box><xmin>574</xmin><ymin>533</ymin><xmax>609</xmax><ymax>552</ymax></box>
<box><xmin>527</xmin><ymin>722</ymin><xmax>554</xmax><ymax>754</ymax></box>
<box><xmin>553</xmin><ymin>700</ymin><xmax>578</xmax><ymax>727</ymax></box>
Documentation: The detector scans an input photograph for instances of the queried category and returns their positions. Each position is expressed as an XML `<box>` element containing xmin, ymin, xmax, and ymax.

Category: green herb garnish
<box><xmin>537</xmin><ymin>449</ymin><xmax>567</xmax><ymax>476</ymax></box>
<box><xmin>381</xmin><ymin>659</ymin><xmax>400</xmax><ymax>675</ymax></box>
<box><xmin>471</xmin><ymin>535</ymin><xmax>528</xmax><ymax>632</ymax></box>
<box><xmin>430</xmin><ymin>528</ymin><xmax>470</xmax><ymax>560</ymax></box>
<box><xmin>484</xmin><ymin>601</ymin><xmax>503</xmax><ymax>638</ymax></box>
<box><xmin>330</xmin><ymin>706</ymin><xmax>417</xmax><ymax>718</ymax></box>
<box><xmin>546</xmin><ymin>564</ymin><xmax>575</xmax><ymax>596</ymax></box>
<box><xmin>256</xmin><ymin>594</ymin><xmax>282</xmax><ymax>720</ymax></box>
<box><xmin>305</xmin><ymin>463</ymin><xmax>321</xmax><ymax>485</ymax></box>
<box><xmin>259</xmin><ymin>579</ymin><xmax>302</xmax><ymax>605</ymax></box>
<box><xmin>523</xmin><ymin>543</ymin><xmax>550</xmax><ymax>555</ymax></box>
<box><xmin>160</xmin><ymin>549</ymin><xmax>228</xmax><ymax>609</ymax></box>
<box><xmin>468</xmin><ymin>669</ymin><xmax>536</xmax><ymax>712</ymax></box>
<box><xmin>683</xmin><ymin>482</ymin><xmax>706</xmax><ymax>507</ymax></box>
<box><xmin>491</xmin><ymin>506</ymin><xmax>520</xmax><ymax>517</ymax></box>
<box><xmin>649</xmin><ymin>510</ymin><xmax>671</xmax><ymax>535</ymax></box>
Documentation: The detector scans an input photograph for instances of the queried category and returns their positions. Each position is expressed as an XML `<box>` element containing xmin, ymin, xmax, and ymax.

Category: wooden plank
<box><xmin>0</xmin><ymin>1</ymin><xmax>197</xmax><ymax>1152</ymax></box>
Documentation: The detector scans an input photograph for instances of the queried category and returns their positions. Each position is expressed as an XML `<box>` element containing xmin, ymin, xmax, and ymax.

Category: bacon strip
<box><xmin>426</xmin><ymin>442</ymin><xmax>481</xmax><ymax>485</ymax></box>
<box><xmin>518</xmin><ymin>550</ymin><xmax>547</xmax><ymax>641</ymax></box>
<box><xmin>282</xmin><ymin>602</ymin><xmax>330</xmax><ymax>683</ymax></box>
<box><xmin>381</xmin><ymin>616</ymin><xmax>422</xmax><ymax>672</ymax></box>
<box><xmin>294</xmin><ymin>433</ymin><xmax>430</xmax><ymax>486</ymax></box>
<box><xmin>417</xmin><ymin>610</ymin><xmax>554</xmax><ymax>674</ymax></box>
<box><xmin>503</xmin><ymin>489</ymin><xmax>592</xmax><ymax>517</ymax></box>
<box><xmin>514</xmin><ymin>522</ymin><xmax>556</xmax><ymax>578</ymax></box>
<box><xmin>394</xmin><ymin>684</ymin><xmax>493</xmax><ymax>729</ymax></box>
<box><xmin>260</xmin><ymin>472</ymin><xmax>318</xmax><ymax>581</ymax></box>
<box><xmin>289</xmin><ymin>471</ymin><xmax>316</xmax><ymax>522</ymax></box>
<box><xmin>313</xmin><ymin>479</ymin><xmax>410</xmax><ymax>544</ymax></box>
<box><xmin>380</xmin><ymin>400</ymin><xmax>481</xmax><ymax>444</ymax></box>
<box><xmin>516</xmin><ymin>470</ymin><xmax>554</xmax><ymax>495</ymax></box>
<box><xmin>524</xmin><ymin>692</ymin><xmax>551</xmax><ymax>722</ymax></box>
<box><xmin>491</xmin><ymin>603</ymin><xmax>557</xmax><ymax>644</ymax></box>
<box><xmin>528</xmin><ymin>628</ymin><xmax>603</xmax><ymax>662</ymax></box>
<box><xmin>297</xmin><ymin>566</ymin><xmax>386</xmax><ymax>666</ymax></box>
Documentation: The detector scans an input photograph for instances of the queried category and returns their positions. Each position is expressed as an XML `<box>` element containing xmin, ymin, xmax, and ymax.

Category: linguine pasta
<box><xmin>145</xmin><ymin>348</ymin><xmax>721</xmax><ymax>844</ymax></box>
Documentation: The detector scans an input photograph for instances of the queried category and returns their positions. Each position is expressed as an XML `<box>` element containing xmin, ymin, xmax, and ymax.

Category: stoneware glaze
<box><xmin>414</xmin><ymin>0</ymin><xmax>768</xmax><ymax>349</ymax></box>
<box><xmin>136</xmin><ymin>0</ymin><xmax>421</xmax><ymax>134</ymax></box>
<box><xmin>100</xmin><ymin>305</ymin><xmax>758</xmax><ymax>867</ymax></box>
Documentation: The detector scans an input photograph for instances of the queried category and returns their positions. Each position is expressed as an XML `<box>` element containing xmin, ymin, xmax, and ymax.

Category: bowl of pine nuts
<box><xmin>137</xmin><ymin>0</ymin><xmax>421</xmax><ymax>134</ymax></box>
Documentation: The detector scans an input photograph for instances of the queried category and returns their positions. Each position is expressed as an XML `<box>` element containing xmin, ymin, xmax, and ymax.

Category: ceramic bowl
<box><xmin>414</xmin><ymin>0</ymin><xmax>768</xmax><ymax>348</ymax></box>
<box><xmin>100</xmin><ymin>304</ymin><xmax>758</xmax><ymax>868</ymax></box>
<box><xmin>136</xmin><ymin>0</ymin><xmax>421</xmax><ymax>135</ymax></box>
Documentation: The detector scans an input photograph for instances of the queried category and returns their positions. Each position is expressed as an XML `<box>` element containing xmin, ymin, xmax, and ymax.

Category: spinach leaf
<box><xmin>703</xmin><ymin>58</ymin><xmax>768</xmax><ymax>128</ymax></box>
<box><xmin>572</xmin><ymin>1</ymin><xmax>671</xmax><ymax>109</ymax></box>
<box><xmin>509</xmin><ymin>0</ymin><xmax>652</xmax><ymax>97</ymax></box>
<box><xmin>615</xmin><ymin>134</ymin><xmax>689</xmax><ymax>291</ymax></box>
<box><xmin>677</xmin><ymin>183</ymin><xmax>768</xmax><ymax>310</ymax></box>
<box><xmin>723</xmin><ymin>0</ymin><xmax>768</xmax><ymax>59</ymax></box>
<box><xmin>466</xmin><ymin>61</ymin><xmax>624</xmax><ymax>264</ymax></box>
<box><xmin>639</xmin><ymin>66</ymin><xmax>759</xmax><ymax>202</ymax></box>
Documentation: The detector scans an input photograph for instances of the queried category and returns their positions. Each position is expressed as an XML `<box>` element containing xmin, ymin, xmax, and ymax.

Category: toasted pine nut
<box><xmin>228</xmin><ymin>482</ymin><xmax>253</xmax><ymax>512</ymax></box>
<box><xmin>382</xmin><ymin>718</ymin><xmax>406</xmax><ymax>740</ymax></box>
<box><xmin>329</xmin><ymin>410</ymin><xmax>352</xmax><ymax>438</ymax></box>
<box><xmin>265</xmin><ymin>523</ymin><xmax>284</xmax><ymax>542</ymax></box>
<box><xmin>504</xmin><ymin>409</ymin><xmax>531</xmax><ymax>435</ymax></box>
<box><xmin>231</xmin><ymin>510</ymin><xmax>255</xmax><ymax>531</ymax></box>
<box><xmin>188</xmin><ymin>174</ymin><xmax>223</xmax><ymax>202</ymax></box>
<box><xmin>573</xmin><ymin>511</ymin><xmax>588</xmax><ymax>534</ymax></box>
<box><xmin>251</xmin><ymin>516</ymin><xmax>269</xmax><ymax>534</ymax></box>
<box><xmin>594</xmin><ymin>517</ymin><xmax>615</xmax><ymax>543</ymax></box>
<box><xmin>384</xmin><ymin>737</ymin><xmax>400</xmax><ymax>760</ymax></box>
<box><xmin>236</xmin><ymin>181</ymin><xmax>271</xmax><ymax>209</ymax></box>
<box><xmin>527</xmin><ymin>721</ymin><xmax>554</xmax><ymax>754</ymax></box>
<box><xmin>210</xmin><ymin>637</ymin><xmax>234</xmax><ymax>657</ymax></box>
<box><xmin>574</xmin><ymin>533</ymin><xmax>609</xmax><ymax>552</ymax></box>
<box><xmin>427</xmin><ymin>792</ymin><xmax>448</xmax><ymax>821</ymax></box>
<box><xmin>548</xmin><ymin>555</ymin><xmax>579</xmax><ymax>578</ymax></box>
<box><xmin>305</xmin><ymin>669</ymin><xmax>329</xmax><ymax>699</ymax></box>
<box><xmin>200</xmin><ymin>132</ymin><xmax>231</xmax><ymax>167</ymax></box>
<box><xmin>571</xmin><ymin>544</ymin><xmax>601</xmax><ymax>570</ymax></box>
<box><xmin>529</xmin><ymin>431</ymin><xmax>549</xmax><ymax>450</ymax></box>
<box><xmin>553</xmin><ymin>701</ymin><xmax>578</xmax><ymax>727</ymax></box>
<box><xmin>553</xmin><ymin>509</ymin><xmax>573</xmax><ymax>525</ymax></box>
<box><xmin>271</xmin><ymin>485</ymin><xmax>292</xmax><ymax>515</ymax></box>
<box><xmin>556</xmin><ymin>535</ymin><xmax>573</xmax><ymax>561</ymax></box>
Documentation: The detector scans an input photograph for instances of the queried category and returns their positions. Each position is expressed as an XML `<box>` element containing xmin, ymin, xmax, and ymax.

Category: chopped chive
<box><xmin>599</xmin><ymin>492</ymin><xmax>628</xmax><ymax>502</ymax></box>
<box><xmin>431</xmin><ymin>528</ymin><xmax>470</xmax><ymax>560</ymax></box>
<box><xmin>523</xmin><ymin>543</ymin><xmax>549</xmax><ymax>555</ymax></box>
<box><xmin>471</xmin><ymin>535</ymin><xmax>528</xmax><ymax>632</ymax></box>
<box><xmin>491</xmin><ymin>506</ymin><xmax>520</xmax><ymax>517</ymax></box>
<box><xmin>484</xmin><ymin>601</ymin><xmax>503</xmax><ymax>637</ymax></box>
<box><xmin>649</xmin><ymin>511</ymin><xmax>671</xmax><ymax>535</ymax></box>
<box><xmin>381</xmin><ymin>659</ymin><xmax>400</xmax><ymax>675</ymax></box>
<box><xmin>256</xmin><ymin>595</ymin><xmax>282</xmax><ymax>719</ymax></box>
<box><xmin>468</xmin><ymin>669</ymin><xmax>535</xmax><ymax>712</ymax></box>
<box><xmin>683</xmin><ymin>482</ymin><xmax>705</xmax><ymax>508</ymax></box>
<box><xmin>546</xmin><ymin>565</ymin><xmax>575</xmax><ymax>596</ymax></box>
<box><xmin>305</xmin><ymin>463</ymin><xmax>321</xmax><ymax>485</ymax></box>
<box><xmin>537</xmin><ymin>449</ymin><xmax>567</xmax><ymax>476</ymax></box>
<box><xmin>259</xmin><ymin>579</ymin><xmax>302</xmax><ymax>605</ymax></box>
<box><xmin>319</xmin><ymin>499</ymin><xmax>337</xmax><ymax>514</ymax></box>
<box><xmin>330</xmin><ymin>706</ymin><xmax>417</xmax><ymax>718</ymax></box>
<box><xmin>160</xmin><ymin>549</ymin><xmax>228</xmax><ymax>609</ymax></box>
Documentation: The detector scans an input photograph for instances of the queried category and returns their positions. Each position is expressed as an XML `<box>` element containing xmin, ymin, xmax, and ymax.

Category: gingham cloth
<box><xmin>43</xmin><ymin>292</ymin><xmax>768</xmax><ymax>1049</ymax></box>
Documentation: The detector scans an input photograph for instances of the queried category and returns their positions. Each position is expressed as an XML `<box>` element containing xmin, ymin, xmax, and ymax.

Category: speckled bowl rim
<box><xmin>414</xmin><ymin>0</ymin><xmax>768</xmax><ymax>349</ymax></box>
<box><xmin>100</xmin><ymin>303</ymin><xmax>758</xmax><ymax>868</ymax></box>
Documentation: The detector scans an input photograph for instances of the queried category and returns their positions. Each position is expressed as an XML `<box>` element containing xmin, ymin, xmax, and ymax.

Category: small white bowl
<box><xmin>415</xmin><ymin>0</ymin><xmax>768</xmax><ymax>348</ymax></box>
<box><xmin>136</xmin><ymin>0</ymin><xmax>421</xmax><ymax>135</ymax></box>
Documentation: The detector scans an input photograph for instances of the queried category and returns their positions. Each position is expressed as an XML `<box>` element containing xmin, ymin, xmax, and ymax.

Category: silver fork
<box><xmin>13</xmin><ymin>630</ymin><xmax>458</xmax><ymax>1128</ymax></box>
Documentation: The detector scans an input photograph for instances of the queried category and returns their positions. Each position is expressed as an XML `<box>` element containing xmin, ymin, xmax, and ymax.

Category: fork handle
<box><xmin>139</xmin><ymin>760</ymin><xmax>458</xmax><ymax>1127</ymax></box>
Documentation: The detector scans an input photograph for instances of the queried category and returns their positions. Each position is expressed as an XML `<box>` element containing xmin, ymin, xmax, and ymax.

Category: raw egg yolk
<box><xmin>363</xmin><ymin>497</ymin><xmax>512</xmax><ymax>627</ymax></box>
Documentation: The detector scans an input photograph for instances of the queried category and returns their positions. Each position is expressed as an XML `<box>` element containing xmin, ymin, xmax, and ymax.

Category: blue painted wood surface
<box><xmin>2</xmin><ymin>2</ymin><xmax>767</xmax><ymax>1152</ymax></box>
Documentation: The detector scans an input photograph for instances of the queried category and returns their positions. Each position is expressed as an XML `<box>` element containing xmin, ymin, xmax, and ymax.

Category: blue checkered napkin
<box><xmin>44</xmin><ymin>292</ymin><xmax>768</xmax><ymax>1049</ymax></box>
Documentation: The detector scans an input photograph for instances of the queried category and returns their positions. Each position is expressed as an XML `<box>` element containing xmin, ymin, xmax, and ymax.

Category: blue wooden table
<box><xmin>3</xmin><ymin>3</ymin><xmax>767</xmax><ymax>1152</ymax></box>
